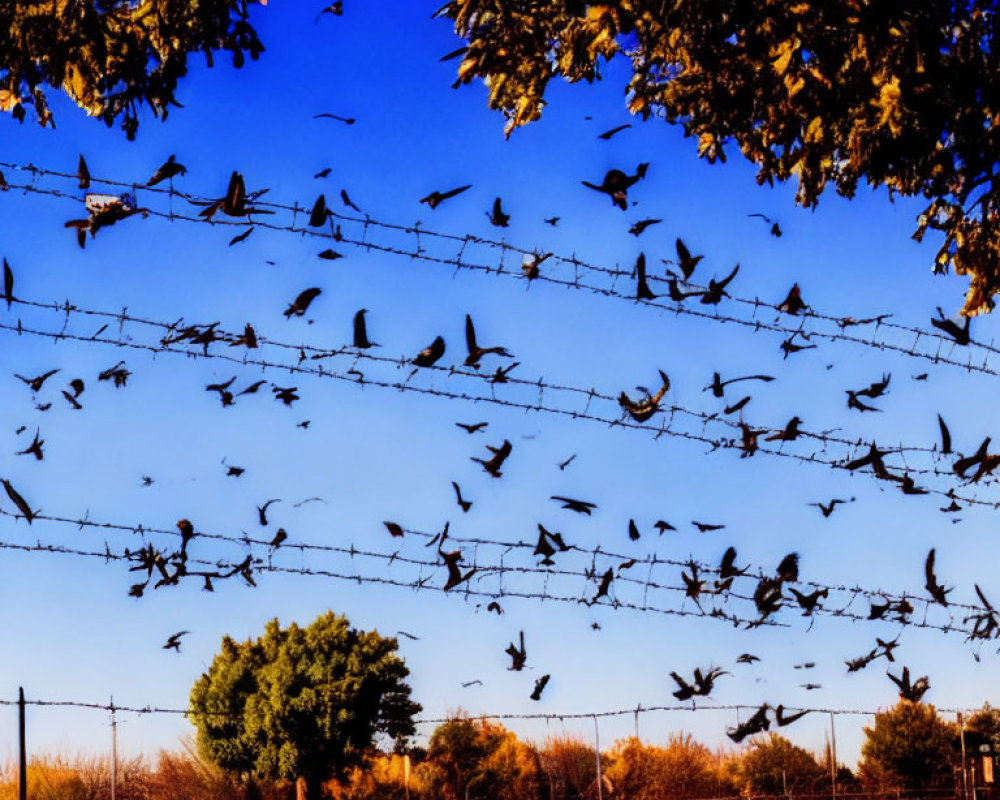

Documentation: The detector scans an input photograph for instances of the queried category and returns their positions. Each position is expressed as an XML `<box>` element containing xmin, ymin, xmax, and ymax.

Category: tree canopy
<box><xmin>0</xmin><ymin>1</ymin><xmax>264</xmax><ymax>138</ymax></box>
<box><xmin>859</xmin><ymin>701</ymin><xmax>958</xmax><ymax>793</ymax></box>
<box><xmin>439</xmin><ymin>1</ymin><xmax>1000</xmax><ymax>315</ymax></box>
<box><xmin>735</xmin><ymin>732</ymin><xmax>825</xmax><ymax>796</ymax></box>
<box><xmin>189</xmin><ymin>611</ymin><xmax>421</xmax><ymax>798</ymax></box>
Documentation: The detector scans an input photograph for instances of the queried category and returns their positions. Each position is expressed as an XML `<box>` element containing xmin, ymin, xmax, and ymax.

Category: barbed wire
<box><xmin>5</xmin><ymin>312</ymin><xmax>1000</xmax><ymax>513</ymax></box>
<box><xmin>2</xmin><ymin>159</ymin><xmax>999</xmax><ymax>382</ymax></box>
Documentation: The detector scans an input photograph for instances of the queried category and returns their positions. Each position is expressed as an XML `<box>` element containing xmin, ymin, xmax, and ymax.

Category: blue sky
<box><xmin>0</xmin><ymin>0</ymin><xmax>998</xmax><ymax>770</ymax></box>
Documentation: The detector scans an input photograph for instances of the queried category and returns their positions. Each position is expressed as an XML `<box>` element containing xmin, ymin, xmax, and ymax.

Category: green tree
<box><xmin>735</xmin><ymin>733</ymin><xmax>825</xmax><ymax>796</ymax></box>
<box><xmin>0</xmin><ymin>1</ymin><xmax>265</xmax><ymax>138</ymax></box>
<box><xmin>965</xmin><ymin>704</ymin><xmax>1000</xmax><ymax>754</ymax></box>
<box><xmin>189</xmin><ymin>611</ymin><xmax>421</xmax><ymax>800</ymax></box>
<box><xmin>859</xmin><ymin>701</ymin><xmax>958</xmax><ymax>793</ymax></box>
<box><xmin>438</xmin><ymin>1</ymin><xmax>1000</xmax><ymax>314</ymax></box>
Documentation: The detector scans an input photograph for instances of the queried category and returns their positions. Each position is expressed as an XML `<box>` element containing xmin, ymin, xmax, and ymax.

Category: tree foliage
<box><xmin>439</xmin><ymin>1</ymin><xmax>1000</xmax><ymax>314</ymax></box>
<box><xmin>189</xmin><ymin>612</ymin><xmax>421</xmax><ymax>798</ymax></box>
<box><xmin>0</xmin><ymin>1</ymin><xmax>264</xmax><ymax>138</ymax></box>
<box><xmin>604</xmin><ymin>734</ymin><xmax>735</xmax><ymax>800</ymax></box>
<box><xmin>734</xmin><ymin>732</ymin><xmax>825</xmax><ymax>796</ymax></box>
<box><xmin>859</xmin><ymin>701</ymin><xmax>958</xmax><ymax>793</ymax></box>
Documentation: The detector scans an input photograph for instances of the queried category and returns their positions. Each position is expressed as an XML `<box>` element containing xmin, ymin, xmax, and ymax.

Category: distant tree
<box><xmin>735</xmin><ymin>733</ymin><xmax>825</xmax><ymax>796</ymax></box>
<box><xmin>604</xmin><ymin>734</ymin><xmax>735</xmax><ymax>800</ymax></box>
<box><xmin>965</xmin><ymin>704</ymin><xmax>1000</xmax><ymax>754</ymax></box>
<box><xmin>420</xmin><ymin>716</ymin><xmax>541</xmax><ymax>800</ymax></box>
<box><xmin>189</xmin><ymin>612</ymin><xmax>421</xmax><ymax>800</ymax></box>
<box><xmin>859</xmin><ymin>701</ymin><xmax>958</xmax><ymax>793</ymax></box>
<box><xmin>538</xmin><ymin>736</ymin><xmax>599</xmax><ymax>800</ymax></box>
<box><xmin>439</xmin><ymin>1</ymin><xmax>1000</xmax><ymax>314</ymax></box>
<box><xmin>0</xmin><ymin>1</ymin><xmax>265</xmax><ymax>139</ymax></box>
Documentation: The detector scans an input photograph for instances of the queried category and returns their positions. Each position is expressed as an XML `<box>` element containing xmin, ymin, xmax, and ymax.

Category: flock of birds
<box><xmin>2</xmin><ymin>99</ymin><xmax>997</xmax><ymax>743</ymax></box>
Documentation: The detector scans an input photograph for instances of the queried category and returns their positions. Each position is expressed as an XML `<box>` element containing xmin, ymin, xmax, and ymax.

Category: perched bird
<box><xmin>766</xmin><ymin>416</ymin><xmax>803</xmax><ymax>442</ymax></box>
<box><xmin>471</xmin><ymin>439</ymin><xmax>512</xmax><ymax>478</ymax></box>
<box><xmin>455</xmin><ymin>421</ymin><xmax>488</xmax><ymax>434</ymax></box>
<box><xmin>284</xmin><ymin>288</ymin><xmax>322</xmax><ymax>318</ymax></box>
<box><xmin>230</xmin><ymin>324</ymin><xmax>258</xmax><ymax>349</ymax></box>
<box><xmin>269</xmin><ymin>528</ymin><xmax>288</xmax><ymax>549</ymax></box>
<box><xmin>309</xmin><ymin>194</ymin><xmax>330</xmax><ymax>227</ymax></box>
<box><xmin>384</xmin><ymin>521</ymin><xmax>404</xmax><ymax>538</ymax></box>
<box><xmin>420</xmin><ymin>184</ymin><xmax>472</xmax><ymax>209</ymax></box>
<box><xmin>924</xmin><ymin>548</ymin><xmax>952</xmax><ymax>606</ymax></box>
<box><xmin>887</xmin><ymin>666</ymin><xmax>930</xmax><ymax>702</ymax></box>
<box><xmin>619</xmin><ymin>370</ymin><xmax>670</xmax><ymax>422</ymax></box>
<box><xmin>776</xmin><ymin>284</ymin><xmax>808</xmax><ymax>315</ymax></box>
<box><xmin>674</xmin><ymin>238</ymin><xmax>704</xmax><ymax>280</ymax></box>
<box><xmin>413</xmin><ymin>336</ymin><xmax>446</xmax><ymax>367</ymax></box>
<box><xmin>147</xmin><ymin>155</ymin><xmax>186</xmax><ymax>187</ymax></box>
<box><xmin>486</xmin><ymin>197</ymin><xmax>510</xmax><ymax>227</ymax></box>
<box><xmin>727</xmin><ymin>705</ymin><xmax>771</xmax><ymax>742</ymax></box>
<box><xmin>550</xmin><ymin>496</ymin><xmax>597</xmax><ymax>515</ymax></box>
<box><xmin>77</xmin><ymin>154</ymin><xmax>91</xmax><ymax>189</ymax></box>
<box><xmin>506</xmin><ymin>631</ymin><xmax>527</xmax><ymax>670</ymax></box>
<box><xmin>464</xmin><ymin>315</ymin><xmax>513</xmax><ymax>367</ymax></box>
<box><xmin>589</xmin><ymin>567</ymin><xmax>614</xmax><ymax>605</ymax></box>
<box><xmin>930</xmin><ymin>307</ymin><xmax>971</xmax><ymax>345</ymax></box>
<box><xmin>581</xmin><ymin>163</ymin><xmax>648</xmax><ymax>209</ymax></box>
<box><xmin>635</xmin><ymin>252</ymin><xmax>655</xmax><ymax>301</ymax></box>
<box><xmin>699</xmin><ymin>264</ymin><xmax>740</xmax><ymax>305</ymax></box>
<box><xmin>788</xmin><ymin>587</ymin><xmax>828</xmax><ymax>616</ymax></box>
<box><xmin>530</xmin><ymin>674</ymin><xmax>551</xmax><ymax>701</ymax></box>
<box><xmin>3</xmin><ymin>258</ymin><xmax>12</xmax><ymax>309</ymax></box>
<box><xmin>452</xmin><ymin>481</ymin><xmax>472</xmax><ymax>513</ymax></box>
<box><xmin>440</xmin><ymin>547</ymin><xmax>476</xmax><ymax>591</ymax></box>
<box><xmin>776</xmin><ymin>552</ymin><xmax>799</xmax><ymax>583</ymax></box>
<box><xmin>163</xmin><ymin>631</ymin><xmax>188</xmax><ymax>652</ymax></box>
<box><xmin>597</xmin><ymin>123</ymin><xmax>631</xmax><ymax>140</ymax></box>
<box><xmin>352</xmin><ymin>309</ymin><xmax>377</xmax><ymax>348</ymax></box>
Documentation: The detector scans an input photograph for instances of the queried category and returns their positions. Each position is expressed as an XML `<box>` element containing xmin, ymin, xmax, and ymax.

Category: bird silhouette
<box><xmin>654</xmin><ymin>520</ymin><xmax>677</xmax><ymax>534</ymax></box>
<box><xmin>700</xmin><ymin>264</ymin><xmax>739</xmax><ymax>305</ymax></box>
<box><xmin>163</xmin><ymin>631</ymin><xmax>189</xmax><ymax>652</ymax></box>
<box><xmin>629</xmin><ymin>218</ymin><xmax>662</xmax><ymax>236</ymax></box>
<box><xmin>724</xmin><ymin>396</ymin><xmax>751</xmax><ymax>415</ymax></box>
<box><xmin>309</xmin><ymin>194</ymin><xmax>330</xmax><ymax>227</ymax></box>
<box><xmin>788</xmin><ymin>587</ymin><xmax>828</xmax><ymax>616</ymax></box>
<box><xmin>314</xmin><ymin>167</ymin><xmax>332</xmax><ymax>179</ymax></box>
<box><xmin>284</xmin><ymin>288</ymin><xmax>322</xmax><ymax>318</ymax></box>
<box><xmin>635</xmin><ymin>252</ymin><xmax>655</xmax><ymax>300</ymax></box>
<box><xmin>619</xmin><ymin>370</ymin><xmax>670</xmax><ymax>422</ymax></box>
<box><xmin>272</xmin><ymin>386</ymin><xmax>300</xmax><ymax>406</ymax></box>
<box><xmin>455</xmin><ymin>421</ymin><xmax>488</xmax><ymax>434</ymax></box>
<box><xmin>340</xmin><ymin>189</ymin><xmax>361</xmax><ymax>212</ymax></box>
<box><xmin>77</xmin><ymin>155</ymin><xmax>90</xmax><ymax>189</ymax></box>
<box><xmin>681</xmin><ymin>561</ymin><xmax>706</xmax><ymax>608</ymax></box>
<box><xmin>530</xmin><ymin>674</ymin><xmax>550</xmax><ymax>701</ymax></box>
<box><xmin>924</xmin><ymin>548</ymin><xmax>952</xmax><ymax>606</ymax></box>
<box><xmin>887</xmin><ymin>666</ymin><xmax>930</xmax><ymax>702</ymax></box>
<box><xmin>558</xmin><ymin>454</ymin><xmax>577</xmax><ymax>471</ymax></box>
<box><xmin>452</xmin><ymin>481</ymin><xmax>472</xmax><ymax>513</ymax></box>
<box><xmin>780</xmin><ymin>333</ymin><xmax>817</xmax><ymax>358</ymax></box>
<box><xmin>667</xmin><ymin>277</ymin><xmax>705</xmax><ymax>302</ymax></box>
<box><xmin>147</xmin><ymin>155</ymin><xmax>186</xmax><ymax>186</ymax></box>
<box><xmin>930</xmin><ymin>307</ymin><xmax>971</xmax><ymax>345</ymax></box>
<box><xmin>550</xmin><ymin>496</ymin><xmax>597</xmax><ymax>515</ymax></box>
<box><xmin>597</xmin><ymin>123</ymin><xmax>631</xmax><ymax>140</ymax></box>
<box><xmin>353</xmin><ymin>309</ymin><xmax>377</xmax><ymax>349</ymax></box>
<box><xmin>628</xmin><ymin>519</ymin><xmax>641</xmax><ymax>541</ymax></box>
<box><xmin>704</xmin><ymin>372</ymin><xmax>774</xmax><ymax>398</ymax></box>
<box><xmin>674</xmin><ymin>238</ymin><xmax>704</xmax><ymax>280</ymax></box>
<box><xmin>748</xmin><ymin>213</ymin><xmax>783</xmax><ymax>236</ymax></box>
<box><xmin>736</xmin><ymin>653</ymin><xmax>760</xmax><ymax>664</ymax></box>
<box><xmin>521</xmin><ymin>251</ymin><xmax>552</xmax><ymax>280</ymax></box>
<box><xmin>15</xmin><ymin>369</ymin><xmax>60</xmax><ymax>392</ymax></box>
<box><xmin>3</xmin><ymin>258</ymin><xmax>12</xmax><ymax>309</ymax></box>
<box><xmin>775</xmin><ymin>706</ymin><xmax>809</xmax><ymax>726</ymax></box>
<box><xmin>856</xmin><ymin>373</ymin><xmax>891</xmax><ymax>399</ymax></box>
<box><xmin>257</xmin><ymin>499</ymin><xmax>280</xmax><ymax>526</ymax></box>
<box><xmin>716</xmin><ymin>546</ymin><xmax>747</xmax><ymax>591</ymax></box>
<box><xmin>269</xmin><ymin>528</ymin><xmax>287</xmax><ymax>549</ymax></box>
<box><xmin>441</xmin><ymin>547</ymin><xmax>476</xmax><ymax>591</ymax></box>
<box><xmin>953</xmin><ymin>436</ymin><xmax>1000</xmax><ymax>483</ymax></box>
<box><xmin>543</xmin><ymin>216</ymin><xmax>560</xmax><ymax>226</ymax></box>
<box><xmin>15</xmin><ymin>430</ymin><xmax>44</xmax><ymax>460</ymax></box>
<box><xmin>937</xmin><ymin>414</ymin><xmax>952</xmax><ymax>454</ymax></box>
<box><xmin>581</xmin><ymin>163</ymin><xmax>648</xmax><ymax>209</ymax></box>
<box><xmin>767</xmin><ymin>416</ymin><xmax>803</xmax><ymax>442</ymax></box>
<box><xmin>413</xmin><ymin>336</ymin><xmax>446</xmax><ymax>367</ymax></box>
<box><xmin>464</xmin><ymin>315</ymin><xmax>513</xmax><ymax>368</ymax></box>
<box><xmin>727</xmin><ymin>705</ymin><xmax>771</xmax><ymax>742</ymax></box>
<box><xmin>2</xmin><ymin>479</ymin><xmax>38</xmax><ymax>522</ymax></box>
<box><xmin>193</xmin><ymin>171</ymin><xmax>270</xmax><ymax>220</ymax></box>
<box><xmin>420</xmin><ymin>185</ymin><xmax>472</xmax><ymax>209</ymax></box>
<box><xmin>62</xmin><ymin>390</ymin><xmax>82</xmax><ymax>410</ymax></box>
<box><xmin>471</xmin><ymin>439</ymin><xmax>512</xmax><ymax>478</ymax></box>
<box><xmin>776</xmin><ymin>552</ymin><xmax>799</xmax><ymax>583</ymax></box>
<box><xmin>230</xmin><ymin>324</ymin><xmax>258</xmax><ymax>349</ymax></box>
<box><xmin>844</xmin><ymin>442</ymin><xmax>894</xmax><ymax>480</ymax></box>
<box><xmin>692</xmin><ymin>521</ymin><xmax>724</xmax><ymax>532</ymax></box>
<box><xmin>506</xmin><ymin>631</ymin><xmax>527</xmax><ymax>670</ymax></box>
<box><xmin>229</xmin><ymin>227</ymin><xmax>254</xmax><ymax>246</ymax></box>
<box><xmin>776</xmin><ymin>284</ymin><xmax>808</xmax><ymax>315</ymax></box>
<box><xmin>809</xmin><ymin>497</ymin><xmax>854</xmax><ymax>517</ymax></box>
<box><xmin>486</xmin><ymin>197</ymin><xmax>510</xmax><ymax>227</ymax></box>
<box><xmin>589</xmin><ymin>567</ymin><xmax>614</xmax><ymax>605</ymax></box>
<box><xmin>384</xmin><ymin>521</ymin><xmax>404</xmax><ymax>538</ymax></box>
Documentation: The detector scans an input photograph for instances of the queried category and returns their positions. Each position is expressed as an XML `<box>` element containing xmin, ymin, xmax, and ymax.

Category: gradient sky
<box><xmin>1</xmin><ymin>0</ymin><xmax>998</xmax><ymax>771</ymax></box>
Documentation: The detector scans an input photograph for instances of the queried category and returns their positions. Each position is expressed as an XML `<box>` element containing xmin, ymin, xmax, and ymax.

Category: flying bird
<box><xmin>581</xmin><ymin>163</ymin><xmax>648</xmax><ymax>210</ymax></box>
<box><xmin>930</xmin><ymin>307</ymin><xmax>971</xmax><ymax>345</ymax></box>
<box><xmin>924</xmin><ymin>548</ymin><xmax>952</xmax><ymax>606</ymax></box>
<box><xmin>15</xmin><ymin>429</ymin><xmax>44</xmax><ymax>460</ymax></box>
<box><xmin>727</xmin><ymin>705</ymin><xmax>771</xmax><ymax>743</ymax></box>
<box><xmin>455</xmin><ymin>421</ymin><xmax>488</xmax><ymax>434</ymax></box>
<box><xmin>629</xmin><ymin>218</ymin><xmax>662</xmax><ymax>236</ymax></box>
<box><xmin>420</xmin><ymin>185</ymin><xmax>472</xmax><ymax>209</ymax></box>
<box><xmin>557</xmin><ymin>454</ymin><xmax>577</xmax><ymax>471</ymax></box>
<box><xmin>736</xmin><ymin>653</ymin><xmax>760</xmax><ymax>664</ymax></box>
<box><xmin>452</xmin><ymin>481</ymin><xmax>472</xmax><ymax>512</ymax></box>
<box><xmin>284</xmin><ymin>288</ymin><xmax>322</xmax><ymax>318</ymax></box>
<box><xmin>486</xmin><ymin>197</ymin><xmax>510</xmax><ymax>227</ymax></box>
<box><xmin>809</xmin><ymin>497</ymin><xmax>854</xmax><ymax>517</ymax></box>
<box><xmin>471</xmin><ymin>439</ymin><xmax>512</xmax><ymax>478</ymax></box>
<box><xmin>464</xmin><ymin>315</ymin><xmax>513</xmax><ymax>367</ymax></box>
<box><xmin>767</xmin><ymin>416</ymin><xmax>803</xmax><ymax>442</ymax></box>
<box><xmin>937</xmin><ymin>414</ymin><xmax>952</xmax><ymax>454</ymax></box>
<box><xmin>147</xmin><ymin>155</ymin><xmax>186</xmax><ymax>186</ymax></box>
<box><xmin>340</xmin><ymin>189</ymin><xmax>361</xmax><ymax>212</ymax></box>
<box><xmin>699</xmin><ymin>264</ymin><xmax>739</xmax><ymax>305</ymax></box>
<box><xmin>550</xmin><ymin>496</ymin><xmax>597</xmax><ymax>515</ymax></box>
<box><xmin>506</xmin><ymin>631</ymin><xmax>527</xmax><ymax>670</ymax></box>
<box><xmin>674</xmin><ymin>238</ymin><xmax>704</xmax><ymax>280</ymax></box>
<box><xmin>691</xmin><ymin>521</ymin><xmax>724</xmax><ymax>532</ymax></box>
<box><xmin>619</xmin><ymin>370</ymin><xmax>670</xmax><ymax>422</ymax></box>
<box><xmin>780</xmin><ymin>333</ymin><xmax>817</xmax><ymax>358</ymax></box>
<box><xmin>775</xmin><ymin>706</ymin><xmax>809</xmax><ymax>726</ymax></box>
<box><xmin>704</xmin><ymin>372</ymin><xmax>774</xmax><ymax>398</ymax></box>
<box><xmin>413</xmin><ymin>336</ymin><xmax>446</xmax><ymax>367</ymax></box>
<box><xmin>887</xmin><ymin>666</ymin><xmax>930</xmax><ymax>702</ymax></box>
<box><xmin>597</xmin><ymin>123</ymin><xmax>631</xmax><ymax>140</ymax></box>
<box><xmin>440</xmin><ymin>548</ymin><xmax>476</xmax><ymax>591</ymax></box>
<box><xmin>162</xmin><ymin>631</ymin><xmax>189</xmax><ymax>652</ymax></box>
<box><xmin>776</xmin><ymin>284</ymin><xmax>808</xmax><ymax>315</ymax></box>
<box><xmin>15</xmin><ymin>369</ymin><xmax>60</xmax><ymax>393</ymax></box>
<box><xmin>748</xmin><ymin>213</ymin><xmax>783</xmax><ymax>236</ymax></box>
<box><xmin>257</xmin><ymin>499</ymin><xmax>280</xmax><ymax>526</ymax></box>
<box><xmin>530</xmin><ymin>674</ymin><xmax>551</xmax><ymax>701</ymax></box>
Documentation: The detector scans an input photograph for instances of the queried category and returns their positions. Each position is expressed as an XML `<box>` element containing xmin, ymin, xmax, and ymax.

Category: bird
<box><xmin>15</xmin><ymin>369</ymin><xmax>60</xmax><ymax>392</ymax></box>
<box><xmin>461</xmin><ymin>680</ymin><xmax>483</xmax><ymax>688</ymax></box>
<box><xmin>699</xmin><ymin>264</ymin><xmax>739</xmax><ymax>305</ymax></box>
<box><xmin>420</xmin><ymin>185</ymin><xmax>472</xmax><ymax>209</ymax></box>
<box><xmin>846</xmin><ymin>648</ymin><xmax>880</xmax><ymax>672</ymax></box>
<box><xmin>776</xmin><ymin>284</ymin><xmax>808</xmax><ymax>315</ymax></box>
<box><xmin>147</xmin><ymin>155</ymin><xmax>186</xmax><ymax>186</ymax></box>
<box><xmin>315</xmin><ymin>2</ymin><xmax>344</xmax><ymax>19</ymax></box>
<box><xmin>506</xmin><ymin>631</ymin><xmax>527</xmax><ymax>670</ymax></box>
<box><xmin>308</xmin><ymin>194</ymin><xmax>330</xmax><ymax>227</ymax></box>
<box><xmin>238</xmin><ymin>380</ymin><xmax>267</xmax><ymax>395</ymax></box>
<box><xmin>736</xmin><ymin>653</ymin><xmax>760</xmax><ymax>664</ymax></box>
<box><xmin>452</xmin><ymin>481</ymin><xmax>472</xmax><ymax>512</ymax></box>
<box><xmin>766</xmin><ymin>416</ymin><xmax>803</xmax><ymax>442</ymax></box>
<box><xmin>471</xmin><ymin>439</ymin><xmax>512</xmax><ymax>477</ymax></box>
<box><xmin>597</xmin><ymin>123</ymin><xmax>631</xmax><ymax>139</ymax></box>
<box><xmin>163</xmin><ymin>631</ymin><xmax>188</xmax><ymax>652</ymax></box>
<box><xmin>674</xmin><ymin>238</ymin><xmax>704</xmax><ymax>280</ymax></box>
<box><xmin>413</xmin><ymin>336</ymin><xmax>446</xmax><ymax>367</ymax></box>
<box><xmin>937</xmin><ymin>414</ymin><xmax>952</xmax><ymax>454</ymax></box>
<box><xmin>628</xmin><ymin>519</ymin><xmax>641</xmax><ymax>541</ymax></box>
<box><xmin>440</xmin><ymin>547</ymin><xmax>476</xmax><ymax>591</ymax></box>
<box><xmin>15</xmin><ymin>429</ymin><xmax>44</xmax><ymax>460</ymax></box>
<box><xmin>788</xmin><ymin>587</ymin><xmax>828</xmax><ymax>615</ymax></box>
<box><xmin>776</xmin><ymin>552</ymin><xmax>799</xmax><ymax>583</ymax></box>
<box><xmin>543</xmin><ymin>216</ymin><xmax>560</xmax><ymax>226</ymax></box>
<box><xmin>230</xmin><ymin>324</ymin><xmax>258</xmax><ymax>349</ymax></box>
<box><xmin>780</xmin><ymin>333</ymin><xmax>817</xmax><ymax>358</ymax></box>
<box><xmin>704</xmin><ymin>372</ymin><xmax>774</xmax><ymax>398</ymax></box>
<box><xmin>3</xmin><ymin>258</ymin><xmax>12</xmax><ymax>309</ymax></box>
<box><xmin>317</xmin><ymin>249</ymin><xmax>343</xmax><ymax>260</ymax></box>
<box><xmin>844</xmin><ymin>442</ymin><xmax>894</xmax><ymax>480</ymax></box>
<box><xmin>192</xmin><ymin>171</ymin><xmax>270</xmax><ymax>220</ymax></box>
<box><xmin>225</xmin><ymin>465</ymin><xmax>245</xmax><ymax>477</ymax></box>
<box><xmin>384</xmin><ymin>521</ymin><xmax>404</xmax><ymax>538</ymax></box>
<box><xmin>284</xmin><ymin>288</ymin><xmax>322</xmax><ymax>317</ymax></box>
<box><xmin>313</xmin><ymin>112</ymin><xmax>354</xmax><ymax>124</ymax></box>
<box><xmin>748</xmin><ymin>213</ymin><xmax>783</xmax><ymax>236</ymax></box>
<box><xmin>314</xmin><ymin>167</ymin><xmax>332</xmax><ymax>179</ymax></box>
<box><xmin>486</xmin><ymin>197</ymin><xmax>510</xmax><ymax>227</ymax></box>
<box><xmin>271</xmin><ymin>386</ymin><xmax>299</xmax><ymax>406</ymax></box>
<box><xmin>809</xmin><ymin>497</ymin><xmax>854</xmax><ymax>517</ymax></box>
<box><xmin>629</xmin><ymin>218</ymin><xmax>662</xmax><ymax>236</ymax></box>
<box><xmin>62</xmin><ymin>391</ymin><xmax>82</xmax><ymax>410</ymax></box>
<box><xmin>801</xmin><ymin>683</ymin><xmax>822</xmax><ymax>690</ymax></box>
<box><xmin>727</xmin><ymin>705</ymin><xmax>771</xmax><ymax>742</ymax></box>
<box><xmin>550</xmin><ymin>496</ymin><xmax>597</xmax><ymax>515</ymax></box>
<box><xmin>930</xmin><ymin>307</ymin><xmax>971</xmax><ymax>345</ymax></box>
<box><xmin>681</xmin><ymin>562</ymin><xmax>706</xmax><ymax>608</ymax></box>
<box><xmin>557</xmin><ymin>454</ymin><xmax>577</xmax><ymax>471</ymax></box>
<box><xmin>654</xmin><ymin>520</ymin><xmax>677</xmax><ymax>535</ymax></box>
<box><xmin>775</xmin><ymin>706</ymin><xmax>809</xmax><ymax>726</ymax></box>
<box><xmin>455</xmin><ymin>421</ymin><xmax>488</xmax><ymax>434</ymax></box>
<box><xmin>77</xmin><ymin>154</ymin><xmax>91</xmax><ymax>189</ymax></box>
<box><xmin>691</xmin><ymin>521</ymin><xmax>724</xmax><ymax>532</ymax></box>
<box><xmin>340</xmin><ymin>189</ymin><xmax>361</xmax><ymax>212</ymax></box>
<box><xmin>487</xmin><ymin>601</ymin><xmax>504</xmax><ymax>614</ymax></box>
<box><xmin>464</xmin><ymin>315</ymin><xmax>513</xmax><ymax>367</ymax></box>
<box><xmin>856</xmin><ymin>373</ymin><xmax>891</xmax><ymax>399</ymax></box>
<box><xmin>581</xmin><ymin>163</ymin><xmax>648</xmax><ymax>209</ymax></box>
<box><xmin>887</xmin><ymin>666</ymin><xmax>930</xmax><ymax>702</ymax></box>
<box><xmin>257</xmin><ymin>499</ymin><xmax>280</xmax><ymax>526</ymax></box>
<box><xmin>924</xmin><ymin>548</ymin><xmax>952</xmax><ymax>606</ymax></box>
<box><xmin>724</xmin><ymin>395</ymin><xmax>751</xmax><ymax>415</ymax></box>
<box><xmin>619</xmin><ymin>370</ymin><xmax>670</xmax><ymax>422</ymax></box>
<box><xmin>589</xmin><ymin>567</ymin><xmax>614</xmax><ymax>605</ymax></box>
<box><xmin>530</xmin><ymin>674</ymin><xmax>551</xmax><ymax>701</ymax></box>
<box><xmin>666</xmin><ymin>277</ymin><xmax>704</xmax><ymax>302</ymax></box>
<box><xmin>269</xmin><ymin>528</ymin><xmax>287</xmax><ymax>549</ymax></box>
<box><xmin>521</xmin><ymin>252</ymin><xmax>552</xmax><ymax>280</ymax></box>
<box><xmin>716</xmin><ymin>546</ymin><xmax>747</xmax><ymax>591</ymax></box>
<box><xmin>635</xmin><ymin>252</ymin><xmax>655</xmax><ymax>300</ymax></box>
<box><xmin>352</xmin><ymin>309</ymin><xmax>377</xmax><ymax>349</ymax></box>
<box><xmin>229</xmin><ymin>227</ymin><xmax>254</xmax><ymax>246</ymax></box>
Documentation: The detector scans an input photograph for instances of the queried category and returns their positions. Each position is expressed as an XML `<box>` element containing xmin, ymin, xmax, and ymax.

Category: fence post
<box><xmin>110</xmin><ymin>697</ymin><xmax>118</xmax><ymax>800</ymax></box>
<box><xmin>830</xmin><ymin>712</ymin><xmax>838</xmax><ymax>800</ymax></box>
<box><xmin>593</xmin><ymin>715</ymin><xmax>603</xmax><ymax>800</ymax></box>
<box><xmin>18</xmin><ymin>687</ymin><xmax>26</xmax><ymax>800</ymax></box>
